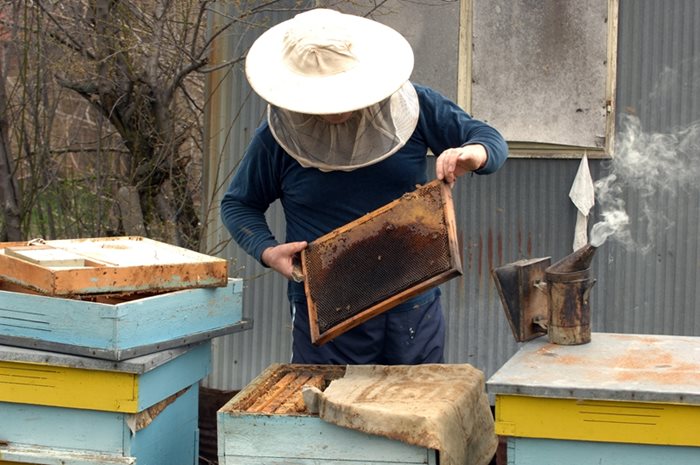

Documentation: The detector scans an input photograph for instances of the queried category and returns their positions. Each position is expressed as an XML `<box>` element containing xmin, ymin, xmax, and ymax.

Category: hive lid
<box><xmin>0</xmin><ymin>236</ymin><xmax>228</xmax><ymax>296</ymax></box>
<box><xmin>487</xmin><ymin>332</ymin><xmax>700</xmax><ymax>404</ymax></box>
<box><xmin>302</xmin><ymin>180</ymin><xmax>463</xmax><ymax>346</ymax></box>
<box><xmin>0</xmin><ymin>341</ymin><xmax>199</xmax><ymax>374</ymax></box>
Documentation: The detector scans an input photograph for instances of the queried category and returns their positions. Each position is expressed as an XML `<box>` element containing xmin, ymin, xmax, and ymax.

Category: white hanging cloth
<box><xmin>568</xmin><ymin>154</ymin><xmax>595</xmax><ymax>251</ymax></box>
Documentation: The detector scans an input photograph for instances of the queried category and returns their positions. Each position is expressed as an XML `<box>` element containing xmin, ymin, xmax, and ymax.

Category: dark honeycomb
<box><xmin>303</xmin><ymin>181</ymin><xmax>461</xmax><ymax>341</ymax></box>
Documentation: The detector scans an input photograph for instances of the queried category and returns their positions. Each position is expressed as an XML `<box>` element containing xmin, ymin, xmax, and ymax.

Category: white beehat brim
<box><xmin>245</xmin><ymin>9</ymin><xmax>414</xmax><ymax>115</ymax></box>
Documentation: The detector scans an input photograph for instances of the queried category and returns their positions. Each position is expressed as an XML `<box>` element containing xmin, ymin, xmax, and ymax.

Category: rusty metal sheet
<box><xmin>487</xmin><ymin>332</ymin><xmax>700</xmax><ymax>404</ymax></box>
<box><xmin>0</xmin><ymin>236</ymin><xmax>228</xmax><ymax>296</ymax></box>
<box><xmin>491</xmin><ymin>257</ymin><xmax>550</xmax><ymax>342</ymax></box>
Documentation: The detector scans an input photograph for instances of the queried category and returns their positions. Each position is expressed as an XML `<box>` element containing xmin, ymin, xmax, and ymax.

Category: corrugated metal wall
<box><xmin>204</xmin><ymin>0</ymin><xmax>700</xmax><ymax>390</ymax></box>
<box><xmin>595</xmin><ymin>0</ymin><xmax>700</xmax><ymax>338</ymax></box>
<box><xmin>203</xmin><ymin>2</ymin><xmax>305</xmax><ymax>389</ymax></box>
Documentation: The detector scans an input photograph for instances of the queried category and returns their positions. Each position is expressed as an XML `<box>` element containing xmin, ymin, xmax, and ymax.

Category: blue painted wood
<box><xmin>0</xmin><ymin>289</ymin><xmax>114</xmax><ymax>346</ymax></box>
<box><xmin>0</xmin><ymin>401</ymin><xmax>128</xmax><ymax>452</ymax></box>
<box><xmin>0</xmin><ymin>446</ymin><xmax>135</xmax><ymax>465</ymax></box>
<box><xmin>114</xmin><ymin>280</ymin><xmax>242</xmax><ymax>347</ymax></box>
<box><xmin>0</xmin><ymin>278</ymin><xmax>244</xmax><ymax>360</ymax></box>
<box><xmin>218</xmin><ymin>412</ymin><xmax>437</xmax><ymax>465</ymax></box>
<box><xmin>128</xmin><ymin>384</ymin><xmax>200</xmax><ymax>465</ymax></box>
<box><xmin>136</xmin><ymin>341</ymin><xmax>210</xmax><ymax>411</ymax></box>
<box><xmin>219</xmin><ymin>458</ymin><xmax>437</xmax><ymax>465</ymax></box>
<box><xmin>506</xmin><ymin>437</ymin><xmax>700</xmax><ymax>465</ymax></box>
<box><xmin>0</xmin><ymin>383</ymin><xmax>199</xmax><ymax>465</ymax></box>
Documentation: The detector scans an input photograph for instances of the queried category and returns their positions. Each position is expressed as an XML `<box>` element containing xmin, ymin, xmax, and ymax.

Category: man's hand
<box><xmin>436</xmin><ymin>144</ymin><xmax>488</xmax><ymax>186</ymax></box>
<box><xmin>261</xmin><ymin>241</ymin><xmax>308</xmax><ymax>281</ymax></box>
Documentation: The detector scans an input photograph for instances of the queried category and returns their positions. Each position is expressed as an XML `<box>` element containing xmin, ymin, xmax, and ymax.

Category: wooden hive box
<box><xmin>0</xmin><ymin>236</ymin><xmax>228</xmax><ymax>296</ymax></box>
<box><xmin>0</xmin><ymin>277</ymin><xmax>248</xmax><ymax>361</ymax></box>
<box><xmin>487</xmin><ymin>333</ymin><xmax>700</xmax><ymax>465</ymax></box>
<box><xmin>217</xmin><ymin>363</ymin><xmax>438</xmax><ymax>465</ymax></box>
<box><xmin>0</xmin><ymin>342</ymin><xmax>211</xmax><ymax>465</ymax></box>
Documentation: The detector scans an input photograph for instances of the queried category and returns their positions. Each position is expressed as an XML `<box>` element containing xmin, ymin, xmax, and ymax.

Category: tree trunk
<box><xmin>0</xmin><ymin>48</ymin><xmax>22</xmax><ymax>241</ymax></box>
<box><xmin>116</xmin><ymin>185</ymin><xmax>147</xmax><ymax>236</ymax></box>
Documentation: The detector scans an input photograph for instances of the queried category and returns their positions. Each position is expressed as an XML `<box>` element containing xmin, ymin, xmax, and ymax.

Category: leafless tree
<box><xmin>0</xmin><ymin>44</ymin><xmax>21</xmax><ymax>242</ymax></box>
<box><xmin>42</xmin><ymin>0</ymin><xmax>217</xmax><ymax>248</ymax></box>
<box><xmin>0</xmin><ymin>0</ymin><xmax>245</xmax><ymax>249</ymax></box>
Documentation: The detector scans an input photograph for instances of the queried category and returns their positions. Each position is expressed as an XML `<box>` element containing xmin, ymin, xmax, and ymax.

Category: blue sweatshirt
<box><xmin>221</xmin><ymin>83</ymin><xmax>508</xmax><ymax>302</ymax></box>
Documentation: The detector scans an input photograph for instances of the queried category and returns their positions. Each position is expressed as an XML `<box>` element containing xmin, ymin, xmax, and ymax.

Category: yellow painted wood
<box><xmin>0</xmin><ymin>360</ymin><xmax>138</xmax><ymax>412</ymax></box>
<box><xmin>495</xmin><ymin>394</ymin><xmax>700</xmax><ymax>447</ymax></box>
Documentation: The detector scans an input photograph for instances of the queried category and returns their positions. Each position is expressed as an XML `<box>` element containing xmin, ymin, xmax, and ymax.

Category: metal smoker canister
<box><xmin>545</xmin><ymin>266</ymin><xmax>596</xmax><ymax>345</ymax></box>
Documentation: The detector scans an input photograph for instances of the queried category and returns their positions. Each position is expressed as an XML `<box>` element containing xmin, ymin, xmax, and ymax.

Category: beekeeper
<box><xmin>221</xmin><ymin>8</ymin><xmax>508</xmax><ymax>364</ymax></box>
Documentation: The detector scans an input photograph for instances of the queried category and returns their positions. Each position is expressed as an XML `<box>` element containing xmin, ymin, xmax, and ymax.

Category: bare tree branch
<box><xmin>35</xmin><ymin>1</ymin><xmax>96</xmax><ymax>60</ymax></box>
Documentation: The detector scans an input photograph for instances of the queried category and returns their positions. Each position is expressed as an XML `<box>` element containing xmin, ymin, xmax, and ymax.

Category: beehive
<box><xmin>0</xmin><ymin>236</ymin><xmax>248</xmax><ymax>360</ymax></box>
<box><xmin>0</xmin><ymin>278</ymin><xmax>247</xmax><ymax>360</ymax></box>
<box><xmin>487</xmin><ymin>333</ymin><xmax>700</xmax><ymax>465</ymax></box>
<box><xmin>0</xmin><ymin>236</ymin><xmax>244</xmax><ymax>464</ymax></box>
<box><xmin>0</xmin><ymin>342</ymin><xmax>211</xmax><ymax>464</ymax></box>
<box><xmin>217</xmin><ymin>363</ymin><xmax>438</xmax><ymax>465</ymax></box>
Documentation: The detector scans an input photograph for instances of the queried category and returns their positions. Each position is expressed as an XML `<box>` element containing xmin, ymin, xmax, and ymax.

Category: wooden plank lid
<box><xmin>0</xmin><ymin>236</ymin><xmax>228</xmax><ymax>296</ymax></box>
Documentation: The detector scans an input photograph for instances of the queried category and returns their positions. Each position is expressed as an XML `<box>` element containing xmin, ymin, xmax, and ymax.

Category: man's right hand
<box><xmin>261</xmin><ymin>241</ymin><xmax>308</xmax><ymax>281</ymax></box>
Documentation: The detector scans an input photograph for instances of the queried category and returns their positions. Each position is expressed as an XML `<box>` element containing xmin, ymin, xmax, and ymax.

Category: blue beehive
<box><xmin>0</xmin><ymin>237</ymin><xmax>249</xmax><ymax>464</ymax></box>
<box><xmin>0</xmin><ymin>277</ymin><xmax>247</xmax><ymax>360</ymax></box>
<box><xmin>0</xmin><ymin>342</ymin><xmax>211</xmax><ymax>464</ymax></box>
<box><xmin>217</xmin><ymin>364</ymin><xmax>439</xmax><ymax>465</ymax></box>
<box><xmin>0</xmin><ymin>237</ymin><xmax>248</xmax><ymax>360</ymax></box>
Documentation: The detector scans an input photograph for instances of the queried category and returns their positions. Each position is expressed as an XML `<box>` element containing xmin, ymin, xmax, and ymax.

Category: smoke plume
<box><xmin>590</xmin><ymin>114</ymin><xmax>700</xmax><ymax>249</ymax></box>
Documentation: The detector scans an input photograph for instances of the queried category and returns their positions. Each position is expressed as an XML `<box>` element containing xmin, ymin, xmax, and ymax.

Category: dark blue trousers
<box><xmin>290</xmin><ymin>289</ymin><xmax>445</xmax><ymax>365</ymax></box>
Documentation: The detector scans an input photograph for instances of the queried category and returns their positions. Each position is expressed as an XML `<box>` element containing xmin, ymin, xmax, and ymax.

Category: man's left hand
<box><xmin>436</xmin><ymin>144</ymin><xmax>488</xmax><ymax>186</ymax></box>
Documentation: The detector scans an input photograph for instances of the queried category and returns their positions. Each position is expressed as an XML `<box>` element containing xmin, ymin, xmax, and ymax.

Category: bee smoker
<box><xmin>491</xmin><ymin>244</ymin><xmax>597</xmax><ymax>345</ymax></box>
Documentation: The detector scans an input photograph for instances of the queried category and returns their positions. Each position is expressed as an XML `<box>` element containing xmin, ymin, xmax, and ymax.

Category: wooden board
<box><xmin>222</xmin><ymin>363</ymin><xmax>345</xmax><ymax>415</ymax></box>
<box><xmin>0</xmin><ymin>236</ymin><xmax>228</xmax><ymax>296</ymax></box>
<box><xmin>5</xmin><ymin>245</ymin><xmax>88</xmax><ymax>267</ymax></box>
<box><xmin>0</xmin><ymin>278</ymin><xmax>248</xmax><ymax>360</ymax></box>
